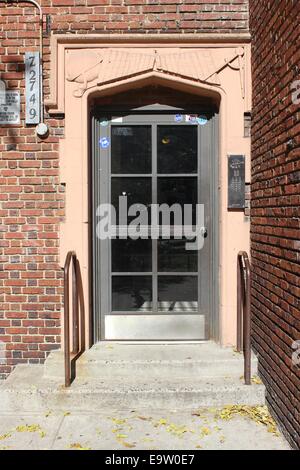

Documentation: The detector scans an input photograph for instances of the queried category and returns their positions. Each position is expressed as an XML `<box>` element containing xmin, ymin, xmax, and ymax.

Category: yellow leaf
<box><xmin>68</xmin><ymin>442</ymin><xmax>91</xmax><ymax>450</ymax></box>
<box><xmin>16</xmin><ymin>424</ymin><xmax>42</xmax><ymax>433</ymax></box>
<box><xmin>214</xmin><ymin>405</ymin><xmax>279</xmax><ymax>435</ymax></box>
<box><xmin>0</xmin><ymin>433</ymin><xmax>11</xmax><ymax>441</ymax></box>
<box><xmin>251</xmin><ymin>376</ymin><xmax>263</xmax><ymax>385</ymax></box>
<box><xmin>157</xmin><ymin>418</ymin><xmax>167</xmax><ymax>426</ymax></box>
<box><xmin>200</xmin><ymin>427</ymin><xmax>211</xmax><ymax>436</ymax></box>
<box><xmin>111</xmin><ymin>418</ymin><xmax>126</xmax><ymax>425</ymax></box>
<box><xmin>64</xmin><ymin>411</ymin><xmax>71</xmax><ymax>417</ymax></box>
<box><xmin>121</xmin><ymin>441</ymin><xmax>136</xmax><ymax>448</ymax></box>
<box><xmin>142</xmin><ymin>437</ymin><xmax>154</xmax><ymax>443</ymax></box>
<box><xmin>116</xmin><ymin>434</ymin><xmax>128</xmax><ymax>439</ymax></box>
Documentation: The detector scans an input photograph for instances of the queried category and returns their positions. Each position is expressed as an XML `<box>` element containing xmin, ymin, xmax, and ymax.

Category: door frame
<box><xmin>90</xmin><ymin>104</ymin><xmax>219</xmax><ymax>343</ymax></box>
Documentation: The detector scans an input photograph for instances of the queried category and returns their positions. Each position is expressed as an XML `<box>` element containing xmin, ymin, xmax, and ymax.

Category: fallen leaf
<box><xmin>111</xmin><ymin>418</ymin><xmax>126</xmax><ymax>425</ymax></box>
<box><xmin>215</xmin><ymin>405</ymin><xmax>280</xmax><ymax>436</ymax></box>
<box><xmin>16</xmin><ymin>424</ymin><xmax>42</xmax><ymax>433</ymax></box>
<box><xmin>68</xmin><ymin>442</ymin><xmax>91</xmax><ymax>450</ymax></box>
<box><xmin>142</xmin><ymin>437</ymin><xmax>154</xmax><ymax>443</ymax></box>
<box><xmin>251</xmin><ymin>376</ymin><xmax>263</xmax><ymax>385</ymax></box>
<box><xmin>200</xmin><ymin>426</ymin><xmax>211</xmax><ymax>437</ymax></box>
<box><xmin>166</xmin><ymin>423</ymin><xmax>188</xmax><ymax>437</ymax></box>
<box><xmin>121</xmin><ymin>441</ymin><xmax>136</xmax><ymax>448</ymax></box>
<box><xmin>156</xmin><ymin>418</ymin><xmax>167</xmax><ymax>426</ymax></box>
<box><xmin>0</xmin><ymin>433</ymin><xmax>11</xmax><ymax>441</ymax></box>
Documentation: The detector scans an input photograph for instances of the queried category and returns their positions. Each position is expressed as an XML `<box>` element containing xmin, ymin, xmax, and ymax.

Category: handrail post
<box><xmin>64</xmin><ymin>252</ymin><xmax>72</xmax><ymax>387</ymax></box>
<box><xmin>72</xmin><ymin>254</ymin><xmax>79</xmax><ymax>355</ymax></box>
<box><xmin>244</xmin><ymin>254</ymin><xmax>251</xmax><ymax>385</ymax></box>
<box><xmin>63</xmin><ymin>251</ymin><xmax>86</xmax><ymax>388</ymax></box>
<box><xmin>237</xmin><ymin>256</ymin><xmax>242</xmax><ymax>352</ymax></box>
<box><xmin>237</xmin><ymin>252</ymin><xmax>251</xmax><ymax>385</ymax></box>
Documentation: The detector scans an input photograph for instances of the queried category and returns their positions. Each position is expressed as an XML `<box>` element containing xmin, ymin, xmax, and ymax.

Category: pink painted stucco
<box><xmin>46</xmin><ymin>34</ymin><xmax>251</xmax><ymax>347</ymax></box>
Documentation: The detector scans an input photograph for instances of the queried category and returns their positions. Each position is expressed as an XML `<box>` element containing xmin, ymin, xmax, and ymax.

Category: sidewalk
<box><xmin>0</xmin><ymin>407</ymin><xmax>289</xmax><ymax>450</ymax></box>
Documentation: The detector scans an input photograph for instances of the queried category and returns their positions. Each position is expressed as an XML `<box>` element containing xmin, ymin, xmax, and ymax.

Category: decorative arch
<box><xmin>45</xmin><ymin>35</ymin><xmax>247</xmax><ymax>114</ymax></box>
<box><xmin>53</xmin><ymin>34</ymin><xmax>251</xmax><ymax>347</ymax></box>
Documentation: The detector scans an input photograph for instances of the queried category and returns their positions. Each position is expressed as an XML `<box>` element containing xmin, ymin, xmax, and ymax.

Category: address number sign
<box><xmin>25</xmin><ymin>51</ymin><xmax>40</xmax><ymax>124</ymax></box>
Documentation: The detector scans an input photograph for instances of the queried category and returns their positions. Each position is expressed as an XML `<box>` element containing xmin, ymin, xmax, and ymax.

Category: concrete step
<box><xmin>0</xmin><ymin>364</ymin><xmax>265</xmax><ymax>412</ymax></box>
<box><xmin>44</xmin><ymin>342</ymin><xmax>258</xmax><ymax>380</ymax></box>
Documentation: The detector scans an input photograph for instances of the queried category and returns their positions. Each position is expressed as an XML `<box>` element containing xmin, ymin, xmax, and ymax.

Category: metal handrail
<box><xmin>64</xmin><ymin>251</ymin><xmax>85</xmax><ymax>387</ymax></box>
<box><xmin>237</xmin><ymin>251</ymin><xmax>251</xmax><ymax>385</ymax></box>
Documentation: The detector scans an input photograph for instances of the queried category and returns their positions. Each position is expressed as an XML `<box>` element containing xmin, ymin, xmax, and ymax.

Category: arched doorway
<box><xmin>89</xmin><ymin>86</ymin><xmax>219</xmax><ymax>342</ymax></box>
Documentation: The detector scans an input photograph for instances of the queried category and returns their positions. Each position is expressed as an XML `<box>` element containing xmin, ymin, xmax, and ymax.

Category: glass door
<box><xmin>92</xmin><ymin>110</ymin><xmax>215</xmax><ymax>341</ymax></box>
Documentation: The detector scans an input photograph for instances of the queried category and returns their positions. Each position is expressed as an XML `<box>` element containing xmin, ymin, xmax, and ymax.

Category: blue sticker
<box><xmin>100</xmin><ymin>118</ymin><xmax>109</xmax><ymax>127</ymax></box>
<box><xmin>99</xmin><ymin>137</ymin><xmax>110</xmax><ymax>149</ymax></box>
<box><xmin>174</xmin><ymin>114</ymin><xmax>183</xmax><ymax>123</ymax></box>
<box><xmin>197</xmin><ymin>115</ymin><xmax>208</xmax><ymax>126</ymax></box>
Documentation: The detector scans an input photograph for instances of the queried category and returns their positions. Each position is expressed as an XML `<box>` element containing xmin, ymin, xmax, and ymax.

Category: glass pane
<box><xmin>112</xmin><ymin>239</ymin><xmax>152</xmax><ymax>272</ymax></box>
<box><xmin>112</xmin><ymin>276</ymin><xmax>152</xmax><ymax>312</ymax></box>
<box><xmin>111</xmin><ymin>177</ymin><xmax>151</xmax><ymax>224</ymax></box>
<box><xmin>157</xmin><ymin>177</ymin><xmax>197</xmax><ymax>225</ymax></box>
<box><xmin>111</xmin><ymin>126</ymin><xmax>151</xmax><ymax>174</ymax></box>
<box><xmin>158</xmin><ymin>238</ymin><xmax>198</xmax><ymax>272</ymax></box>
<box><xmin>158</xmin><ymin>125</ymin><xmax>197</xmax><ymax>174</ymax></box>
<box><xmin>158</xmin><ymin>276</ymin><xmax>198</xmax><ymax>312</ymax></box>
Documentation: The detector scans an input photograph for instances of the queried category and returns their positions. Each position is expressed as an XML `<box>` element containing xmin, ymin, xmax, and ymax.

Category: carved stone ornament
<box><xmin>66</xmin><ymin>47</ymin><xmax>245</xmax><ymax>98</ymax></box>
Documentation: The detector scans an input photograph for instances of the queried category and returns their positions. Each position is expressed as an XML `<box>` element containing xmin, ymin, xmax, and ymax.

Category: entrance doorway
<box><xmin>91</xmin><ymin>104</ymin><xmax>218</xmax><ymax>341</ymax></box>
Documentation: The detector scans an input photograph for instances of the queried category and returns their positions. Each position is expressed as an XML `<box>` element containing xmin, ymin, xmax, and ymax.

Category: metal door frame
<box><xmin>90</xmin><ymin>104</ymin><xmax>219</xmax><ymax>342</ymax></box>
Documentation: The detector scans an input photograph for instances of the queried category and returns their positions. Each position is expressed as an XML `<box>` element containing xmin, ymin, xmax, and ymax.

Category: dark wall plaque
<box><xmin>228</xmin><ymin>155</ymin><xmax>246</xmax><ymax>210</ymax></box>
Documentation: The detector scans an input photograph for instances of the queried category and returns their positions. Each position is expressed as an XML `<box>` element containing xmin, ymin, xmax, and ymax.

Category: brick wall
<box><xmin>250</xmin><ymin>0</ymin><xmax>300</xmax><ymax>449</ymax></box>
<box><xmin>0</xmin><ymin>1</ymin><xmax>249</xmax><ymax>379</ymax></box>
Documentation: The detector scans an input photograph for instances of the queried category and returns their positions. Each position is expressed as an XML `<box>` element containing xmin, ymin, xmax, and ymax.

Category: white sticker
<box><xmin>100</xmin><ymin>118</ymin><xmax>109</xmax><ymax>127</ymax></box>
<box><xmin>0</xmin><ymin>90</ymin><xmax>20</xmax><ymax>125</ymax></box>
<box><xmin>185</xmin><ymin>114</ymin><xmax>198</xmax><ymax>124</ymax></box>
<box><xmin>0</xmin><ymin>79</ymin><xmax>6</xmax><ymax>106</ymax></box>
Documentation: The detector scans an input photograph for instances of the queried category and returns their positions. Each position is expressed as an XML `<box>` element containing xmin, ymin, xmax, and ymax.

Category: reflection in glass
<box><xmin>111</xmin><ymin>177</ymin><xmax>151</xmax><ymax>224</ymax></box>
<box><xmin>158</xmin><ymin>276</ymin><xmax>198</xmax><ymax>312</ymax></box>
<box><xmin>112</xmin><ymin>239</ymin><xmax>152</xmax><ymax>272</ymax></box>
<box><xmin>158</xmin><ymin>126</ymin><xmax>197</xmax><ymax>174</ymax></box>
<box><xmin>112</xmin><ymin>276</ymin><xmax>152</xmax><ymax>312</ymax></box>
<box><xmin>158</xmin><ymin>238</ymin><xmax>198</xmax><ymax>272</ymax></box>
<box><xmin>111</xmin><ymin>126</ymin><xmax>151</xmax><ymax>174</ymax></box>
<box><xmin>157</xmin><ymin>177</ymin><xmax>197</xmax><ymax>225</ymax></box>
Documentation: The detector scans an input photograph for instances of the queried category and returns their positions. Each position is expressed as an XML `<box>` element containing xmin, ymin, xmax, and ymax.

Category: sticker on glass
<box><xmin>174</xmin><ymin>114</ymin><xmax>183</xmax><ymax>123</ymax></box>
<box><xmin>100</xmin><ymin>118</ymin><xmax>109</xmax><ymax>127</ymax></box>
<box><xmin>186</xmin><ymin>114</ymin><xmax>198</xmax><ymax>124</ymax></box>
<box><xmin>197</xmin><ymin>115</ymin><xmax>208</xmax><ymax>126</ymax></box>
<box><xmin>99</xmin><ymin>137</ymin><xmax>110</xmax><ymax>149</ymax></box>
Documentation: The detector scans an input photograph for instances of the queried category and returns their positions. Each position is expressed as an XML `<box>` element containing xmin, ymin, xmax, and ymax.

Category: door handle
<box><xmin>200</xmin><ymin>227</ymin><xmax>208</xmax><ymax>239</ymax></box>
